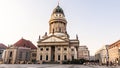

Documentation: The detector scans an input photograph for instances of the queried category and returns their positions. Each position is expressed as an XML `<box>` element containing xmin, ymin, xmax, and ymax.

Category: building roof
<box><xmin>14</xmin><ymin>38</ymin><xmax>37</xmax><ymax>49</ymax></box>
<box><xmin>0</xmin><ymin>43</ymin><xmax>7</xmax><ymax>49</ymax></box>
<box><xmin>109</xmin><ymin>40</ymin><xmax>120</xmax><ymax>49</ymax></box>
<box><xmin>53</xmin><ymin>5</ymin><xmax>65</xmax><ymax>16</ymax></box>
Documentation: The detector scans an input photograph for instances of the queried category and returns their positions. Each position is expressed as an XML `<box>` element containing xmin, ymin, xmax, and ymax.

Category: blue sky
<box><xmin>0</xmin><ymin>0</ymin><xmax>120</xmax><ymax>55</ymax></box>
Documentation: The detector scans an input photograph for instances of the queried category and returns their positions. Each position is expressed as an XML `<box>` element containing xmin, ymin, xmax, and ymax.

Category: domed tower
<box><xmin>49</xmin><ymin>5</ymin><xmax>69</xmax><ymax>39</ymax></box>
<box><xmin>37</xmin><ymin>4</ymin><xmax>80</xmax><ymax>63</ymax></box>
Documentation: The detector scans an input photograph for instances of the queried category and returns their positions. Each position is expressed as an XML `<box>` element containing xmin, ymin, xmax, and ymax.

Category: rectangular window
<box><xmin>40</xmin><ymin>55</ymin><xmax>42</xmax><ymax>60</ymax></box>
<box><xmin>72</xmin><ymin>55</ymin><xmax>74</xmax><ymax>60</ymax></box>
<box><xmin>71</xmin><ymin>49</ymin><xmax>74</xmax><ymax>51</ymax></box>
<box><xmin>58</xmin><ymin>48</ymin><xmax>61</xmax><ymax>51</ymax></box>
<box><xmin>0</xmin><ymin>50</ymin><xmax>3</xmax><ymax>55</ymax></box>
<box><xmin>40</xmin><ymin>48</ymin><xmax>43</xmax><ymax>51</ymax></box>
<box><xmin>9</xmin><ymin>51</ymin><xmax>12</xmax><ymax>57</ymax></box>
<box><xmin>64</xmin><ymin>48</ymin><xmax>67</xmax><ymax>51</ymax></box>
<box><xmin>26</xmin><ymin>52</ymin><xmax>29</xmax><ymax>59</ymax></box>
<box><xmin>46</xmin><ymin>48</ymin><xmax>49</xmax><ymax>51</ymax></box>
<box><xmin>19</xmin><ymin>52</ymin><xmax>22</xmax><ymax>59</ymax></box>
<box><xmin>58</xmin><ymin>55</ymin><xmax>60</xmax><ymax>60</ymax></box>
<box><xmin>32</xmin><ymin>53</ymin><xmax>36</xmax><ymax>57</ymax></box>
<box><xmin>64</xmin><ymin>55</ymin><xmax>67</xmax><ymax>60</ymax></box>
<box><xmin>46</xmin><ymin>55</ymin><xmax>48</xmax><ymax>60</ymax></box>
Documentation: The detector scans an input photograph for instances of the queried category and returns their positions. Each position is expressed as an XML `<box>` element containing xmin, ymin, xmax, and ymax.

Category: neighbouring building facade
<box><xmin>37</xmin><ymin>5</ymin><xmax>79</xmax><ymax>63</ymax></box>
<box><xmin>89</xmin><ymin>56</ymin><xmax>95</xmax><ymax>61</ymax></box>
<box><xmin>108</xmin><ymin>40</ymin><xmax>120</xmax><ymax>65</ymax></box>
<box><xmin>0</xmin><ymin>43</ymin><xmax>7</xmax><ymax>63</ymax></box>
<box><xmin>78</xmin><ymin>46</ymin><xmax>90</xmax><ymax>60</ymax></box>
<box><xmin>2</xmin><ymin>38</ymin><xmax>37</xmax><ymax>64</ymax></box>
<box><xmin>95</xmin><ymin>45</ymin><xmax>109</xmax><ymax>65</ymax></box>
<box><xmin>3</xmin><ymin>46</ymin><xmax>31</xmax><ymax>64</ymax></box>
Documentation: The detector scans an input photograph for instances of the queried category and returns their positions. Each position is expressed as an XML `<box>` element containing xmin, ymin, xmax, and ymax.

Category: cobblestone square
<box><xmin>0</xmin><ymin>64</ymin><xmax>119</xmax><ymax>68</ymax></box>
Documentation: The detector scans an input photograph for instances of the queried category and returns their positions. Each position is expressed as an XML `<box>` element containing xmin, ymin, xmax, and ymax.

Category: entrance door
<box><xmin>51</xmin><ymin>46</ymin><xmax>55</xmax><ymax>61</ymax></box>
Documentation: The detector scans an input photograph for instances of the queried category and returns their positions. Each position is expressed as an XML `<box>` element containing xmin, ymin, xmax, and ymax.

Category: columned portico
<box><xmin>51</xmin><ymin>46</ymin><xmax>55</xmax><ymax>61</ymax></box>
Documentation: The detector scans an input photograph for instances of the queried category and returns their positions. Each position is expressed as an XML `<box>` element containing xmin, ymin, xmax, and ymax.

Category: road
<box><xmin>0</xmin><ymin>64</ymin><xmax>119</xmax><ymax>68</ymax></box>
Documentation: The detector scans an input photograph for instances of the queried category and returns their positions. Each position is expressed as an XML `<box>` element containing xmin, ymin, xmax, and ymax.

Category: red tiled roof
<box><xmin>0</xmin><ymin>43</ymin><xmax>7</xmax><ymax>49</ymax></box>
<box><xmin>109</xmin><ymin>40</ymin><xmax>120</xmax><ymax>49</ymax></box>
<box><xmin>14</xmin><ymin>38</ymin><xmax>37</xmax><ymax>49</ymax></box>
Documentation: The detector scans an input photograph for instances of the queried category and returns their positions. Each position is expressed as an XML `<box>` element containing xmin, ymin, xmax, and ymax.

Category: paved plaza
<box><xmin>0</xmin><ymin>64</ymin><xmax>119</xmax><ymax>68</ymax></box>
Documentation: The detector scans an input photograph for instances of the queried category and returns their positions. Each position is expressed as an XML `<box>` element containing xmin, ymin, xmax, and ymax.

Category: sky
<box><xmin>0</xmin><ymin>0</ymin><xmax>120</xmax><ymax>56</ymax></box>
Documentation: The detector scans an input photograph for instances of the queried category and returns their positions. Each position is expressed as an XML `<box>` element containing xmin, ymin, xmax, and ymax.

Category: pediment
<box><xmin>40</xmin><ymin>35</ymin><xmax>67</xmax><ymax>43</ymax></box>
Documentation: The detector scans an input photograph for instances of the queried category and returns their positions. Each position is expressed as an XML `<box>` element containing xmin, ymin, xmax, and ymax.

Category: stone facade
<box><xmin>2</xmin><ymin>38</ymin><xmax>37</xmax><ymax>64</ymax></box>
<box><xmin>37</xmin><ymin>5</ymin><xmax>79</xmax><ymax>63</ymax></box>
<box><xmin>78</xmin><ymin>46</ymin><xmax>90</xmax><ymax>60</ymax></box>
<box><xmin>3</xmin><ymin>46</ymin><xmax>31</xmax><ymax>64</ymax></box>
<box><xmin>3</xmin><ymin>46</ymin><xmax>17</xmax><ymax>64</ymax></box>
<box><xmin>30</xmin><ymin>49</ymin><xmax>37</xmax><ymax>63</ymax></box>
<box><xmin>108</xmin><ymin>40</ymin><xmax>120</xmax><ymax>64</ymax></box>
<box><xmin>95</xmin><ymin>45</ymin><xmax>109</xmax><ymax>64</ymax></box>
<box><xmin>0</xmin><ymin>43</ymin><xmax>7</xmax><ymax>63</ymax></box>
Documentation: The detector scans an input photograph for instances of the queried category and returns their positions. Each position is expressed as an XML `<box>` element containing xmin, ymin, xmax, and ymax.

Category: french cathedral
<box><xmin>37</xmin><ymin>4</ymin><xmax>79</xmax><ymax>63</ymax></box>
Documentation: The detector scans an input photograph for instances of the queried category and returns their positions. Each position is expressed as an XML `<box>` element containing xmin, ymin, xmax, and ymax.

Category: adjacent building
<box><xmin>0</xmin><ymin>43</ymin><xmax>7</xmax><ymax>63</ymax></box>
<box><xmin>2</xmin><ymin>38</ymin><xmax>37</xmax><ymax>64</ymax></box>
<box><xmin>89</xmin><ymin>56</ymin><xmax>95</xmax><ymax>61</ymax></box>
<box><xmin>95</xmin><ymin>45</ymin><xmax>109</xmax><ymax>65</ymax></box>
<box><xmin>108</xmin><ymin>40</ymin><xmax>120</xmax><ymax>64</ymax></box>
<box><xmin>78</xmin><ymin>46</ymin><xmax>90</xmax><ymax>60</ymax></box>
<box><xmin>36</xmin><ymin>5</ymin><xmax>79</xmax><ymax>63</ymax></box>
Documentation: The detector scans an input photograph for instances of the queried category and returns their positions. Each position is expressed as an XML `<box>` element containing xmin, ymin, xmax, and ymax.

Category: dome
<box><xmin>53</xmin><ymin>5</ymin><xmax>65</xmax><ymax>16</ymax></box>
